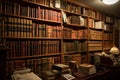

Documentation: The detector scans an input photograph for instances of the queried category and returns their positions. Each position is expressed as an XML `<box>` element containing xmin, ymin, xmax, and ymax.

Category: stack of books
<box><xmin>42</xmin><ymin>71</ymin><xmax>55</xmax><ymax>80</ymax></box>
<box><xmin>52</xmin><ymin>64</ymin><xmax>71</xmax><ymax>75</ymax></box>
<box><xmin>79</xmin><ymin>63</ymin><xmax>96</xmax><ymax>75</ymax></box>
<box><xmin>11</xmin><ymin>68</ymin><xmax>42</xmax><ymax>80</ymax></box>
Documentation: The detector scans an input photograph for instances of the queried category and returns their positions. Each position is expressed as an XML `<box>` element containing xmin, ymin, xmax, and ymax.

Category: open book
<box><xmin>11</xmin><ymin>68</ymin><xmax>42</xmax><ymax>80</ymax></box>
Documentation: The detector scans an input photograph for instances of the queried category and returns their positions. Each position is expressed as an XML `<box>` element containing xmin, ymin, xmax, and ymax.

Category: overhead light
<box><xmin>102</xmin><ymin>0</ymin><xmax>119</xmax><ymax>5</ymax></box>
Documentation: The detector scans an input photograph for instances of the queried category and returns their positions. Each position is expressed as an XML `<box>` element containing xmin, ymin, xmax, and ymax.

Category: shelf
<box><xmin>7</xmin><ymin>53</ymin><xmax>61</xmax><ymax>60</ymax></box>
<box><xmin>89</xmin><ymin>50</ymin><xmax>103</xmax><ymax>52</ymax></box>
<box><xmin>20</xmin><ymin>0</ymin><xmax>61</xmax><ymax>11</ymax></box>
<box><xmin>64</xmin><ymin>51</ymin><xmax>87</xmax><ymax>54</ymax></box>
<box><xmin>89</xmin><ymin>39</ymin><xmax>103</xmax><ymax>41</ymax></box>
<box><xmin>64</xmin><ymin>10</ymin><xmax>81</xmax><ymax>16</ymax></box>
<box><xmin>2</xmin><ymin>36</ymin><xmax>62</xmax><ymax>40</ymax></box>
<box><xmin>89</xmin><ymin>27</ymin><xmax>103</xmax><ymax>31</ymax></box>
<box><xmin>64</xmin><ymin>23</ymin><xmax>87</xmax><ymax>29</ymax></box>
<box><xmin>2</xmin><ymin>14</ymin><xmax>62</xmax><ymax>24</ymax></box>
<box><xmin>63</xmin><ymin>38</ymin><xmax>87</xmax><ymax>40</ymax></box>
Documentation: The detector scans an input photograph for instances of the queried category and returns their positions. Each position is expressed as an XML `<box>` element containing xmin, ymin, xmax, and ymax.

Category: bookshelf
<box><xmin>0</xmin><ymin>0</ymin><xmax>116</xmax><ymax>79</ymax></box>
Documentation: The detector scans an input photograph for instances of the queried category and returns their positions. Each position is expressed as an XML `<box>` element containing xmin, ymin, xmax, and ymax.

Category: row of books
<box><xmin>104</xmin><ymin>24</ymin><xmax>113</xmax><ymax>31</ymax></box>
<box><xmin>3</xmin><ymin>17</ymin><xmax>62</xmax><ymax>38</ymax></box>
<box><xmin>81</xmin><ymin>7</ymin><xmax>102</xmax><ymax>20</ymax></box>
<box><xmin>63</xmin><ymin>27</ymin><xmax>88</xmax><ymax>39</ymax></box>
<box><xmin>67</xmin><ymin>15</ymin><xmax>81</xmax><ymax>25</ymax></box>
<box><xmin>7</xmin><ymin>40</ymin><xmax>60</xmax><ymax>58</ymax></box>
<box><xmin>88</xmin><ymin>41</ymin><xmax>103</xmax><ymax>51</ymax></box>
<box><xmin>33</xmin><ymin>23</ymin><xmax>62</xmax><ymax>38</ymax></box>
<box><xmin>6</xmin><ymin>56</ymin><xmax>61</xmax><ymax>77</ymax></box>
<box><xmin>61</xmin><ymin>0</ymin><xmax>102</xmax><ymax>20</ymax></box>
<box><xmin>63</xmin><ymin>12</ymin><xmax>88</xmax><ymax>26</ymax></box>
<box><xmin>89</xmin><ymin>19</ymin><xmax>114</xmax><ymax>31</ymax></box>
<box><xmin>63</xmin><ymin>41</ymin><xmax>87</xmax><ymax>52</ymax></box>
<box><xmin>88</xmin><ymin>19</ymin><xmax>103</xmax><ymax>29</ymax></box>
<box><xmin>105</xmin><ymin>16</ymin><xmax>114</xmax><ymax>23</ymax></box>
<box><xmin>89</xmin><ymin>29</ymin><xmax>103</xmax><ymax>40</ymax></box>
<box><xmin>3</xmin><ymin>0</ymin><xmax>61</xmax><ymax>22</ymax></box>
<box><xmin>61</xmin><ymin>0</ymin><xmax>81</xmax><ymax>14</ymax></box>
<box><xmin>24</xmin><ymin>0</ymin><xmax>60</xmax><ymax>8</ymax></box>
<box><xmin>4</xmin><ymin>17</ymin><xmax>33</xmax><ymax>37</ymax></box>
<box><xmin>104</xmin><ymin>32</ymin><xmax>113</xmax><ymax>40</ymax></box>
<box><xmin>64</xmin><ymin>54</ymin><xmax>81</xmax><ymax>65</ymax></box>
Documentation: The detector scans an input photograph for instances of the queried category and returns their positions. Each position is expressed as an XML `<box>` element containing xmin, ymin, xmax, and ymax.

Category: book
<box><xmin>52</xmin><ymin>64</ymin><xmax>71</xmax><ymax>74</ymax></box>
<box><xmin>42</xmin><ymin>71</ymin><xmax>55</xmax><ymax>80</ymax></box>
<box><xmin>94</xmin><ymin>21</ymin><xmax>103</xmax><ymax>29</ymax></box>
<box><xmin>11</xmin><ymin>72</ymin><xmax>42</xmax><ymax>80</ymax></box>
<box><xmin>55</xmin><ymin>0</ymin><xmax>60</xmax><ymax>8</ymax></box>
<box><xmin>79</xmin><ymin>16</ymin><xmax>85</xmax><ymax>26</ymax></box>
<box><xmin>62</xmin><ymin>74</ymin><xmax>75</xmax><ymax>80</ymax></box>
<box><xmin>79</xmin><ymin>63</ymin><xmax>96</xmax><ymax>75</ymax></box>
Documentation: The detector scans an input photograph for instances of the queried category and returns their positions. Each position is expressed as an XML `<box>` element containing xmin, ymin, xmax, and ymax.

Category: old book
<box><xmin>20</xmin><ymin>5</ymin><xmax>28</xmax><ymax>17</ymax></box>
<box><xmin>55</xmin><ymin>0</ymin><xmax>60</xmax><ymax>8</ymax></box>
<box><xmin>11</xmin><ymin>72</ymin><xmax>42</xmax><ymax>80</ymax></box>
<box><xmin>42</xmin><ymin>71</ymin><xmax>55</xmax><ymax>80</ymax></box>
<box><xmin>79</xmin><ymin>16</ymin><xmax>85</xmax><ymax>26</ymax></box>
<box><xmin>4</xmin><ymin>0</ymin><xmax>14</xmax><ymax>14</ymax></box>
<box><xmin>52</xmin><ymin>64</ymin><xmax>71</xmax><ymax>74</ymax></box>
<box><xmin>79</xmin><ymin>63</ymin><xmax>96</xmax><ymax>75</ymax></box>
<box><xmin>95</xmin><ymin>21</ymin><xmax>103</xmax><ymax>29</ymax></box>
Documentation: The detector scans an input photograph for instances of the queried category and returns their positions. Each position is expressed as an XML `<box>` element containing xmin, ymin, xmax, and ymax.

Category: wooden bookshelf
<box><xmin>0</xmin><ymin>0</ymin><xmax>116</xmax><ymax>79</ymax></box>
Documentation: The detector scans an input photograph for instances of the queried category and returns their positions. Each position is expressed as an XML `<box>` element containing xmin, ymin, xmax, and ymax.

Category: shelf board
<box><xmin>64</xmin><ymin>51</ymin><xmax>87</xmax><ymax>54</ymax></box>
<box><xmin>64</xmin><ymin>10</ymin><xmax>81</xmax><ymax>16</ymax></box>
<box><xmin>7</xmin><ymin>53</ymin><xmax>61</xmax><ymax>60</ymax></box>
<box><xmin>2</xmin><ymin>36</ymin><xmax>62</xmax><ymax>40</ymax></box>
<box><xmin>2</xmin><ymin>14</ymin><xmax>61</xmax><ymax>24</ymax></box>
<box><xmin>89</xmin><ymin>50</ymin><xmax>103</xmax><ymax>52</ymax></box>
<box><xmin>63</xmin><ymin>38</ymin><xmax>87</xmax><ymax>40</ymax></box>
<box><xmin>64</xmin><ymin>23</ymin><xmax>87</xmax><ymax>28</ymax></box>
<box><xmin>89</xmin><ymin>27</ymin><xmax>103</xmax><ymax>31</ymax></box>
<box><xmin>104</xmin><ymin>40</ymin><xmax>113</xmax><ymax>41</ymax></box>
<box><xmin>89</xmin><ymin>39</ymin><xmax>103</xmax><ymax>41</ymax></box>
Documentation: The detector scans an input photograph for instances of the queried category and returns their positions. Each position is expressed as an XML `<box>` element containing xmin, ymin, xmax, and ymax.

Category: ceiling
<box><xmin>76</xmin><ymin>0</ymin><xmax>120</xmax><ymax>18</ymax></box>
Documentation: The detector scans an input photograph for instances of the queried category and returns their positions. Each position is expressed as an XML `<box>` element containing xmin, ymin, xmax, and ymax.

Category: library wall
<box><xmin>0</xmin><ymin>0</ymin><xmax>116</xmax><ymax>79</ymax></box>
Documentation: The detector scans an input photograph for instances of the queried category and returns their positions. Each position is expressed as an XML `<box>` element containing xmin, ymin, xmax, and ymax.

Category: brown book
<box><xmin>20</xmin><ymin>5</ymin><xmax>28</xmax><ymax>17</ymax></box>
<box><xmin>45</xmin><ymin>0</ymin><xmax>50</xmax><ymax>6</ymax></box>
<box><xmin>17</xmin><ymin>18</ymin><xmax>21</xmax><ymax>37</ymax></box>
<box><xmin>14</xmin><ymin>2</ymin><xmax>20</xmax><ymax>15</ymax></box>
<box><xmin>4</xmin><ymin>0</ymin><xmax>14</xmax><ymax>14</ymax></box>
<box><xmin>0</xmin><ymin>0</ymin><xmax>3</xmax><ymax>14</ymax></box>
<box><xmin>50</xmin><ymin>0</ymin><xmax>54</xmax><ymax>7</ymax></box>
<box><xmin>46</xmin><ymin>25</ymin><xmax>52</xmax><ymax>38</ymax></box>
<box><xmin>3</xmin><ymin>17</ymin><xmax>8</xmax><ymax>37</ymax></box>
